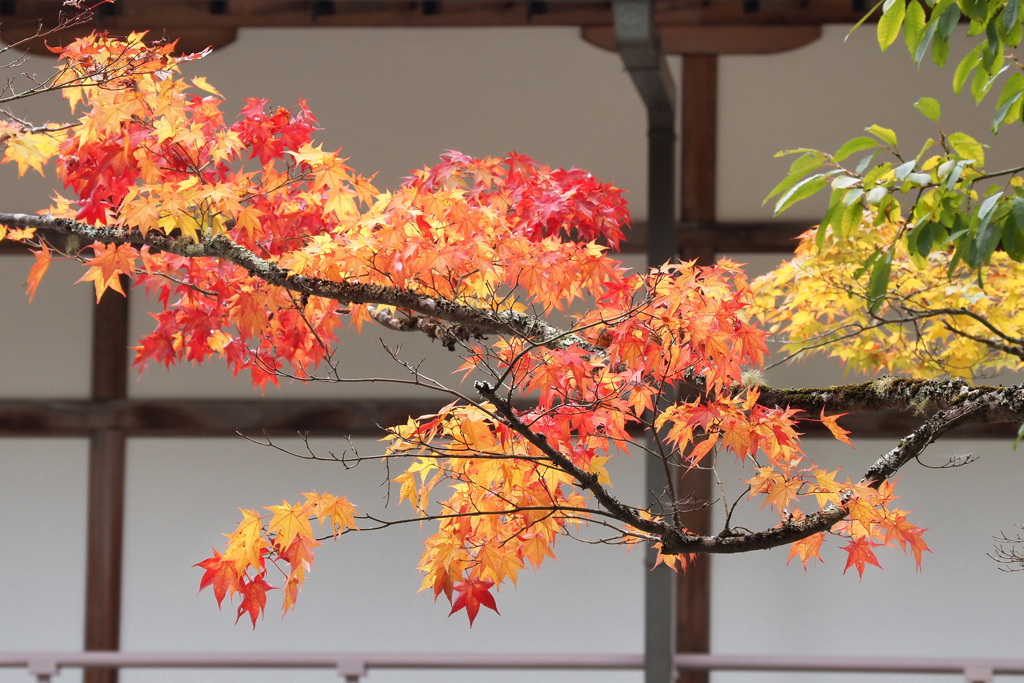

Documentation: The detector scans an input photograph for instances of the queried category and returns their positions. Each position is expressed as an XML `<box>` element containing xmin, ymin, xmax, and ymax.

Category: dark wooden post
<box><xmin>675</xmin><ymin>53</ymin><xmax>718</xmax><ymax>683</ymax></box>
<box><xmin>84</xmin><ymin>284</ymin><xmax>129</xmax><ymax>683</ymax></box>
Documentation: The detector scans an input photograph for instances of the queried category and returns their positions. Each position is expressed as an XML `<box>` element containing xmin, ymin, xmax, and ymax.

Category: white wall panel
<box><xmin>180</xmin><ymin>26</ymin><xmax>650</xmax><ymax>217</ymax></box>
<box><xmin>710</xmin><ymin>437</ymin><xmax>1024</xmax><ymax>682</ymax></box>
<box><xmin>0</xmin><ymin>256</ymin><xmax>92</xmax><ymax>398</ymax></box>
<box><xmin>0</xmin><ymin>438</ymin><xmax>88</xmax><ymax>683</ymax></box>
<box><xmin>120</xmin><ymin>435</ymin><xmax>645</xmax><ymax>683</ymax></box>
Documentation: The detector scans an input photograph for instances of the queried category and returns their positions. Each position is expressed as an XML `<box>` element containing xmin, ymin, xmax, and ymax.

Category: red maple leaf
<box><xmin>841</xmin><ymin>537</ymin><xmax>883</xmax><ymax>578</ymax></box>
<box><xmin>235</xmin><ymin>572</ymin><xmax>276</xmax><ymax>628</ymax></box>
<box><xmin>194</xmin><ymin>549</ymin><xmax>241</xmax><ymax>608</ymax></box>
<box><xmin>449</xmin><ymin>579</ymin><xmax>499</xmax><ymax>626</ymax></box>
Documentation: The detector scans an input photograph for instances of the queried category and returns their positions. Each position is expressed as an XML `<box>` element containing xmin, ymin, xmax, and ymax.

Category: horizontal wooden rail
<box><xmin>0</xmin><ymin>651</ymin><xmax>1021</xmax><ymax>682</ymax></box>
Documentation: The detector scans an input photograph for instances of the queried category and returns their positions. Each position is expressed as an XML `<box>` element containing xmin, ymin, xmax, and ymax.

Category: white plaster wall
<box><xmin>0</xmin><ymin>439</ymin><xmax>88</xmax><ymax>683</ymax></box>
<box><xmin>0</xmin><ymin>256</ymin><xmax>92</xmax><ymax>398</ymax></box>
<box><xmin>709</xmin><ymin>437</ymin><xmax>1024</xmax><ymax>683</ymax></box>
<box><xmin>118</xmin><ymin>436</ymin><xmax>645</xmax><ymax>683</ymax></box>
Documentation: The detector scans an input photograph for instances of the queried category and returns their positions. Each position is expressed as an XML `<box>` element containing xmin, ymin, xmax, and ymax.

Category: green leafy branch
<box><xmin>767</xmin><ymin>98</ymin><xmax>1024</xmax><ymax>307</ymax></box>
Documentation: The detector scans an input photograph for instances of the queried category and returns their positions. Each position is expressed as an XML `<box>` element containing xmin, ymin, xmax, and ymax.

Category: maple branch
<box><xmin>475</xmin><ymin>378</ymin><xmax>851</xmax><ymax>557</ymax></box>
<box><xmin>349</xmin><ymin>505</ymin><xmax>603</xmax><ymax>536</ymax></box>
<box><xmin>668</xmin><ymin>503</ymin><xmax>850</xmax><ymax>555</ymax></box>
<box><xmin>755</xmin><ymin>376</ymin><xmax>989</xmax><ymax>415</ymax></box>
<box><xmin>0</xmin><ymin>213</ymin><xmax>600</xmax><ymax>353</ymax></box>
<box><xmin>862</xmin><ymin>385</ymin><xmax>1024</xmax><ymax>485</ymax></box>
<box><xmin>473</xmin><ymin>380</ymin><xmax>690</xmax><ymax>543</ymax></box>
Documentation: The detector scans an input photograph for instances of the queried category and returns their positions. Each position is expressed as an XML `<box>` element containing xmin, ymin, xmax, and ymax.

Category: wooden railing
<box><xmin>1</xmin><ymin>651</ymin><xmax>1023</xmax><ymax>682</ymax></box>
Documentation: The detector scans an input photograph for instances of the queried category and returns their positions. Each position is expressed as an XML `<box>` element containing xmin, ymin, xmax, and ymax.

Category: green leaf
<box><xmin>944</xmin><ymin>159</ymin><xmax>970</xmax><ymax>190</ymax></box>
<box><xmin>960</xmin><ymin>0</ymin><xmax>989</xmax><ymax>22</ymax></box>
<box><xmin>913</xmin><ymin>137</ymin><xmax>935</xmax><ymax>165</ymax></box>
<box><xmin>970</xmin><ymin>63</ymin><xmax>1006</xmax><ymax>103</ymax></box>
<box><xmin>914</xmin><ymin>18</ymin><xmax>938</xmax><ymax>65</ymax></box>
<box><xmin>1000</xmin><ymin>0</ymin><xmax>1022</xmax><ymax>46</ymax></box>
<box><xmin>843</xmin><ymin>187</ymin><xmax>866</xmax><ymax>207</ymax></box>
<box><xmin>866</xmin><ymin>124</ymin><xmax>898</xmax><ymax>147</ymax></box>
<box><xmin>834</xmin><ymin>136</ymin><xmax>880</xmax><ymax>162</ymax></box>
<box><xmin>763</xmin><ymin>151</ymin><xmax>826</xmax><ymax>203</ymax></box>
<box><xmin>931</xmin><ymin>34</ymin><xmax>950</xmax><ymax>67</ymax></box>
<box><xmin>773</xmin><ymin>174</ymin><xmax>830</xmax><ymax>215</ymax></box>
<box><xmin>983</xmin><ymin>21</ymin><xmax>1002</xmax><ymax>72</ymax></box>
<box><xmin>978</xmin><ymin>190</ymin><xmax>1004</xmax><ymax>222</ymax></box>
<box><xmin>862</xmin><ymin>161</ymin><xmax>893</xmax><ymax>186</ymax></box>
<box><xmin>831</xmin><ymin>174</ymin><xmax>861</xmax><ymax>190</ymax></box>
<box><xmin>913</xmin><ymin>96</ymin><xmax>941</xmax><ymax>121</ymax></box>
<box><xmin>993</xmin><ymin>73</ymin><xmax>1024</xmax><ymax>131</ymax></box>
<box><xmin>908</xmin><ymin>220</ymin><xmax>946</xmax><ymax>258</ymax></box>
<box><xmin>836</xmin><ymin>201</ymin><xmax>865</xmax><ymax>240</ymax></box>
<box><xmin>878</xmin><ymin>0</ymin><xmax>906</xmax><ymax>50</ymax></box>
<box><xmin>904</xmin><ymin>0</ymin><xmax>927</xmax><ymax>56</ymax></box>
<box><xmin>855</xmin><ymin>153</ymin><xmax>881</xmax><ymax>176</ymax></box>
<box><xmin>774</xmin><ymin>147</ymin><xmax>822</xmax><ymax>158</ymax></box>
<box><xmin>1002</xmin><ymin>196</ymin><xmax>1024</xmax><ymax>260</ymax></box>
<box><xmin>953</xmin><ymin>43</ymin><xmax>984</xmax><ymax>94</ymax></box>
<box><xmin>818</xmin><ymin>197</ymin><xmax>843</xmax><ymax>246</ymax></box>
<box><xmin>847</xmin><ymin>0</ymin><xmax>886</xmax><ymax>40</ymax></box>
<box><xmin>867</xmin><ymin>248</ymin><xmax>895</xmax><ymax>313</ymax></box>
<box><xmin>947</xmin><ymin>131</ymin><xmax>986</xmax><ymax>165</ymax></box>
<box><xmin>970</xmin><ymin>225</ymin><xmax>1000</xmax><ymax>266</ymax></box>
<box><xmin>787</xmin><ymin>149</ymin><xmax>826</xmax><ymax>174</ymax></box>
<box><xmin>894</xmin><ymin>159</ymin><xmax>917</xmax><ymax>180</ymax></box>
<box><xmin>936</xmin><ymin>2</ymin><xmax>961</xmax><ymax>40</ymax></box>
<box><xmin>865</xmin><ymin>186</ymin><xmax>889</xmax><ymax>205</ymax></box>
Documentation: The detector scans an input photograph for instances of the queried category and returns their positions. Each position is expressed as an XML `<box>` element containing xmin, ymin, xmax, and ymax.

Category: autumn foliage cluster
<box><xmin>0</xmin><ymin>32</ymin><xmax>931</xmax><ymax>626</ymax></box>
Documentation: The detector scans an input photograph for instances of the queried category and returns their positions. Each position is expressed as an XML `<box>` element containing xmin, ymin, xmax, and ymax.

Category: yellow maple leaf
<box><xmin>265</xmin><ymin>500</ymin><xmax>313</xmax><ymax>549</ymax></box>
<box><xmin>4</xmin><ymin>129</ymin><xmax>66</xmax><ymax>177</ymax></box>
<box><xmin>222</xmin><ymin>509</ymin><xmax>269</xmax><ymax>572</ymax></box>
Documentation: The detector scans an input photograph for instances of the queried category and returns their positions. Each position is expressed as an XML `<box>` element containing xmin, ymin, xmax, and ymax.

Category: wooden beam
<box><xmin>0</xmin><ymin>397</ymin><xmax>1014</xmax><ymax>439</ymax></box>
<box><xmin>0</xmin><ymin>398</ymin><xmax>450</xmax><ymax>436</ymax></box>
<box><xmin>0</xmin><ymin>0</ymin><xmax>882</xmax><ymax>29</ymax></box>
<box><xmin>0</xmin><ymin>0</ymin><xmax>890</xmax><ymax>53</ymax></box>
<box><xmin>581</xmin><ymin>25</ymin><xmax>822</xmax><ymax>55</ymax></box>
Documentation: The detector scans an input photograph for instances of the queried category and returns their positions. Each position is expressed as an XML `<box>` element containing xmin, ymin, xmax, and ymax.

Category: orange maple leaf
<box><xmin>77</xmin><ymin>242</ymin><xmax>137</xmax><ymax>301</ymax></box>
<box><xmin>787</xmin><ymin>533</ymin><xmax>825</xmax><ymax>569</ymax></box>
<box><xmin>301</xmin><ymin>491</ymin><xmax>358</xmax><ymax>537</ymax></box>
<box><xmin>820</xmin><ymin>408</ymin><xmax>854</xmax><ymax>447</ymax></box>
<box><xmin>26</xmin><ymin>243</ymin><xmax>51</xmax><ymax>303</ymax></box>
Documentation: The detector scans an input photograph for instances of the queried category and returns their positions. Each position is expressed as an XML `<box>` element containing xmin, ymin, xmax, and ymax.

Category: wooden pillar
<box><xmin>676</xmin><ymin>54</ymin><xmax>718</xmax><ymax>683</ymax></box>
<box><xmin>84</xmin><ymin>285</ymin><xmax>129</xmax><ymax>683</ymax></box>
<box><xmin>680</xmin><ymin>55</ymin><xmax>717</xmax><ymax>227</ymax></box>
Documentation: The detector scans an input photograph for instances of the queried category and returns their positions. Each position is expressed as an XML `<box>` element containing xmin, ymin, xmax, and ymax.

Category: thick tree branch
<box><xmin>473</xmin><ymin>380</ymin><xmax>686</xmax><ymax>540</ymax></box>
<box><xmin>0</xmin><ymin>212</ymin><xmax>600</xmax><ymax>353</ymax></box>
<box><xmin>863</xmin><ymin>385</ymin><xmax>1024</xmax><ymax>484</ymax></box>
<box><xmin>475</xmin><ymin>379</ymin><xmax>853</xmax><ymax>556</ymax></box>
<box><xmin>756</xmin><ymin>376</ymin><xmax>980</xmax><ymax>415</ymax></box>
